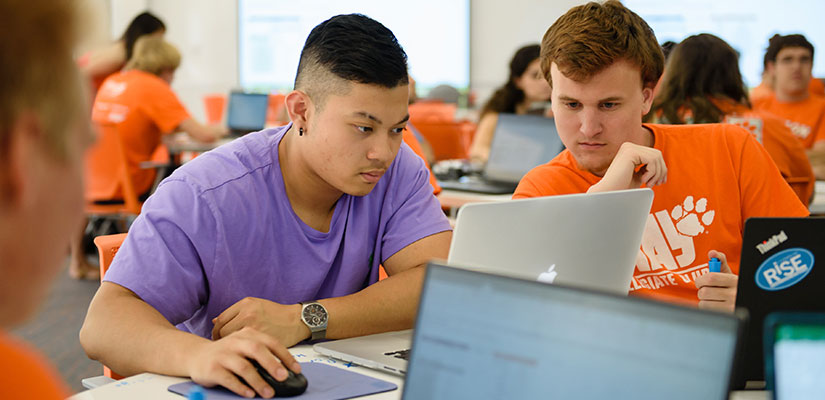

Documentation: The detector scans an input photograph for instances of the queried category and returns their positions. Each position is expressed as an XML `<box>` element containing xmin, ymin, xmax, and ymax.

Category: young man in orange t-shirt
<box><xmin>752</xmin><ymin>34</ymin><xmax>825</xmax><ymax>178</ymax></box>
<box><xmin>0</xmin><ymin>0</ymin><xmax>93</xmax><ymax>397</ymax></box>
<box><xmin>515</xmin><ymin>0</ymin><xmax>809</xmax><ymax>312</ymax></box>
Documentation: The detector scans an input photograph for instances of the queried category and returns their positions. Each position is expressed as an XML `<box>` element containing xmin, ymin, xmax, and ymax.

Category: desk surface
<box><xmin>67</xmin><ymin>344</ymin><xmax>403</xmax><ymax>400</ymax></box>
<box><xmin>163</xmin><ymin>133</ymin><xmax>234</xmax><ymax>154</ymax></box>
<box><xmin>437</xmin><ymin>189</ymin><xmax>512</xmax><ymax>215</ymax></box>
<box><xmin>440</xmin><ymin>181</ymin><xmax>825</xmax><ymax>215</ymax></box>
<box><xmin>66</xmin><ymin>343</ymin><xmax>768</xmax><ymax>400</ymax></box>
<box><xmin>811</xmin><ymin>180</ymin><xmax>825</xmax><ymax>215</ymax></box>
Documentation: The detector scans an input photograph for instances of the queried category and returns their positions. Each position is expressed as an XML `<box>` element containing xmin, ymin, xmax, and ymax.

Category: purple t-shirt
<box><xmin>103</xmin><ymin>124</ymin><xmax>451</xmax><ymax>338</ymax></box>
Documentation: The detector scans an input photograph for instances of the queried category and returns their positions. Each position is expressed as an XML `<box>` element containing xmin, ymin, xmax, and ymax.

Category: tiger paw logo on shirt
<box><xmin>630</xmin><ymin>196</ymin><xmax>715</xmax><ymax>291</ymax></box>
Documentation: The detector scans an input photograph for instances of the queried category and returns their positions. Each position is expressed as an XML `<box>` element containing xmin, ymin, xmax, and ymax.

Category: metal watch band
<box><xmin>300</xmin><ymin>301</ymin><xmax>328</xmax><ymax>341</ymax></box>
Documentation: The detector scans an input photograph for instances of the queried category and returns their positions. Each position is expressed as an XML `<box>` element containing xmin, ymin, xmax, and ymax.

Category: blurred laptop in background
<box><xmin>436</xmin><ymin>113</ymin><xmax>563</xmax><ymax>194</ymax></box>
<box><xmin>226</xmin><ymin>91</ymin><xmax>269</xmax><ymax>136</ymax></box>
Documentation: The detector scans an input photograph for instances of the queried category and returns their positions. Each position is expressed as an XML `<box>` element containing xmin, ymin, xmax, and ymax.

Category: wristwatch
<box><xmin>299</xmin><ymin>302</ymin><xmax>328</xmax><ymax>341</ymax></box>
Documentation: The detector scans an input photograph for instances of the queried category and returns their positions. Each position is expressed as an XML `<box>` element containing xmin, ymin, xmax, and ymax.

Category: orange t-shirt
<box><xmin>752</xmin><ymin>93</ymin><xmax>825</xmax><ymax>149</ymax></box>
<box><xmin>717</xmin><ymin>102</ymin><xmax>816</xmax><ymax>204</ymax></box>
<box><xmin>514</xmin><ymin>123</ymin><xmax>809</xmax><ymax>305</ymax></box>
<box><xmin>403</xmin><ymin>129</ymin><xmax>441</xmax><ymax>195</ymax></box>
<box><xmin>809</xmin><ymin>77</ymin><xmax>825</xmax><ymax>97</ymax></box>
<box><xmin>749</xmin><ymin>82</ymin><xmax>773</xmax><ymax>104</ymax></box>
<box><xmin>0</xmin><ymin>332</ymin><xmax>69</xmax><ymax>399</ymax></box>
<box><xmin>86</xmin><ymin>70</ymin><xmax>190</xmax><ymax>201</ymax></box>
<box><xmin>750</xmin><ymin>78</ymin><xmax>824</xmax><ymax>102</ymax></box>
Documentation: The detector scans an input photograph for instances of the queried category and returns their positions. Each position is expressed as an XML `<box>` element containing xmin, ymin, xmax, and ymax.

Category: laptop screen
<box><xmin>769</xmin><ymin>318</ymin><xmax>825</xmax><ymax>399</ymax></box>
<box><xmin>227</xmin><ymin>92</ymin><xmax>268</xmax><ymax>132</ymax></box>
<box><xmin>403</xmin><ymin>264</ymin><xmax>740</xmax><ymax>400</ymax></box>
<box><xmin>483</xmin><ymin>114</ymin><xmax>563</xmax><ymax>184</ymax></box>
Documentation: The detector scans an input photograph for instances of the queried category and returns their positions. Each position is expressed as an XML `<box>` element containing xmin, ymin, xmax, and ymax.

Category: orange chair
<box><xmin>203</xmin><ymin>94</ymin><xmax>226</xmax><ymax>125</ymax></box>
<box><xmin>267</xmin><ymin>93</ymin><xmax>288</xmax><ymax>126</ymax></box>
<box><xmin>92</xmin><ymin>233</ymin><xmax>129</xmax><ymax>380</ymax></box>
<box><xmin>83</xmin><ymin>122</ymin><xmax>146</xmax><ymax>241</ymax></box>
<box><xmin>412</xmin><ymin>121</ymin><xmax>474</xmax><ymax>161</ymax></box>
<box><xmin>409</xmin><ymin>101</ymin><xmax>457</xmax><ymax>125</ymax></box>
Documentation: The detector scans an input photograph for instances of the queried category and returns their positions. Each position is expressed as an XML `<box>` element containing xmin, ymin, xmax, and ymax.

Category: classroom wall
<box><xmin>77</xmin><ymin>0</ymin><xmax>112</xmax><ymax>54</ymax></box>
<box><xmin>105</xmin><ymin>0</ymin><xmax>587</xmax><ymax>121</ymax></box>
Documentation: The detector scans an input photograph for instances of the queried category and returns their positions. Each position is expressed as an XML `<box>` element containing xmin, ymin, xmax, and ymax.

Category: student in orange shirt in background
<box><xmin>0</xmin><ymin>0</ymin><xmax>92</xmax><ymax>397</ymax></box>
<box><xmin>751</xmin><ymin>37</ymin><xmax>825</xmax><ymax>104</ymax></box>
<box><xmin>78</xmin><ymin>12</ymin><xmax>166</xmax><ymax>93</ymax></box>
<box><xmin>650</xmin><ymin>34</ymin><xmax>815</xmax><ymax>204</ymax></box>
<box><xmin>69</xmin><ymin>36</ymin><xmax>226</xmax><ymax>279</ymax></box>
<box><xmin>514</xmin><ymin>0</ymin><xmax>808</xmax><ymax>312</ymax></box>
<box><xmin>752</xmin><ymin>34</ymin><xmax>825</xmax><ymax>178</ymax></box>
<box><xmin>468</xmin><ymin>44</ymin><xmax>552</xmax><ymax>163</ymax></box>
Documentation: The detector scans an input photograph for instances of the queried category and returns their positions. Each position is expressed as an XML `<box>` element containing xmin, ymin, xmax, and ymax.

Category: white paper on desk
<box><xmin>67</xmin><ymin>373</ymin><xmax>189</xmax><ymax>400</ymax></box>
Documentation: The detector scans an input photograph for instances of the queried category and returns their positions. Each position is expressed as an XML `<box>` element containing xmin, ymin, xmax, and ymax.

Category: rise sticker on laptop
<box><xmin>755</xmin><ymin>248</ymin><xmax>815</xmax><ymax>291</ymax></box>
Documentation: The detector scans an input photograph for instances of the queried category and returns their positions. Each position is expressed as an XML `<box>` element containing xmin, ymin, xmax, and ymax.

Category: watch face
<box><xmin>302</xmin><ymin>303</ymin><xmax>328</xmax><ymax>327</ymax></box>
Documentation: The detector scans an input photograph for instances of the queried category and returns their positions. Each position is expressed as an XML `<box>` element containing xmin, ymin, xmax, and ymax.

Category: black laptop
<box><xmin>437</xmin><ymin>113</ymin><xmax>564</xmax><ymax>194</ymax></box>
<box><xmin>226</xmin><ymin>91</ymin><xmax>269</xmax><ymax>136</ymax></box>
<box><xmin>734</xmin><ymin>217</ymin><xmax>825</xmax><ymax>388</ymax></box>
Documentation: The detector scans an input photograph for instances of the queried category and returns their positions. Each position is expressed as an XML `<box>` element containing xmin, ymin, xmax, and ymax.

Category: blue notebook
<box><xmin>168</xmin><ymin>362</ymin><xmax>397</xmax><ymax>399</ymax></box>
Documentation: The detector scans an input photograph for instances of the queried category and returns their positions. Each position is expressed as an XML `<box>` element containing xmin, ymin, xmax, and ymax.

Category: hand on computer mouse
<box><xmin>187</xmin><ymin>327</ymin><xmax>301</xmax><ymax>398</ymax></box>
<box><xmin>245</xmin><ymin>358</ymin><xmax>308</xmax><ymax>398</ymax></box>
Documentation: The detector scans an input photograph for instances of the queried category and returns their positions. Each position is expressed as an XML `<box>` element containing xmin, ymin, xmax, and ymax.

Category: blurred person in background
<box><xmin>649</xmin><ymin>33</ymin><xmax>815</xmax><ymax>204</ymax></box>
<box><xmin>468</xmin><ymin>44</ymin><xmax>552</xmax><ymax>163</ymax></box>
<box><xmin>78</xmin><ymin>11</ymin><xmax>166</xmax><ymax>94</ymax></box>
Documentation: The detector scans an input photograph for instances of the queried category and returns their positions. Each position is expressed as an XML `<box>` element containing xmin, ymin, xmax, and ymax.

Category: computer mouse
<box><xmin>247</xmin><ymin>359</ymin><xmax>308</xmax><ymax>397</ymax></box>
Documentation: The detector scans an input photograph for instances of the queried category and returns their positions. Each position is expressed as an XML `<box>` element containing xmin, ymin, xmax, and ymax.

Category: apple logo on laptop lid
<box><xmin>537</xmin><ymin>264</ymin><xmax>557</xmax><ymax>284</ymax></box>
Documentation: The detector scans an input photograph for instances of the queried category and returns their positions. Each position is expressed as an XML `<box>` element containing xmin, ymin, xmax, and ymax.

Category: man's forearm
<box><xmin>79</xmin><ymin>282</ymin><xmax>209</xmax><ymax>377</ymax></box>
<box><xmin>318</xmin><ymin>265</ymin><xmax>425</xmax><ymax>340</ymax></box>
<box><xmin>808</xmin><ymin>145</ymin><xmax>825</xmax><ymax>180</ymax></box>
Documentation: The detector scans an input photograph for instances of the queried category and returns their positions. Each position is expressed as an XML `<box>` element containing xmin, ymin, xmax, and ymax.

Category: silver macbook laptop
<box><xmin>402</xmin><ymin>262</ymin><xmax>744</xmax><ymax>399</ymax></box>
<box><xmin>448</xmin><ymin>188</ymin><xmax>654</xmax><ymax>294</ymax></box>
<box><xmin>437</xmin><ymin>113</ymin><xmax>564</xmax><ymax>194</ymax></box>
<box><xmin>313</xmin><ymin>329</ymin><xmax>411</xmax><ymax>376</ymax></box>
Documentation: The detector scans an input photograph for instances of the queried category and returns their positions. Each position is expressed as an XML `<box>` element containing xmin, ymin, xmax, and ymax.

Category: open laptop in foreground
<box><xmin>226</xmin><ymin>91</ymin><xmax>268</xmax><ymax>136</ymax></box>
<box><xmin>437</xmin><ymin>113</ymin><xmax>564</xmax><ymax>194</ymax></box>
<box><xmin>448</xmin><ymin>188</ymin><xmax>653</xmax><ymax>294</ymax></box>
<box><xmin>397</xmin><ymin>263</ymin><xmax>742</xmax><ymax>399</ymax></box>
<box><xmin>733</xmin><ymin>217</ymin><xmax>825</xmax><ymax>388</ymax></box>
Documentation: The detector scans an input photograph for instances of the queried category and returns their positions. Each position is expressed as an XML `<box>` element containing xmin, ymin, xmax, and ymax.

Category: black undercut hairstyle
<box><xmin>294</xmin><ymin>14</ymin><xmax>409</xmax><ymax>106</ymax></box>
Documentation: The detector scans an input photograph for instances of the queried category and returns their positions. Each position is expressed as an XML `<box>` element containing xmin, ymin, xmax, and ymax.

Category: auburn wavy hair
<box><xmin>540</xmin><ymin>0</ymin><xmax>664</xmax><ymax>89</ymax></box>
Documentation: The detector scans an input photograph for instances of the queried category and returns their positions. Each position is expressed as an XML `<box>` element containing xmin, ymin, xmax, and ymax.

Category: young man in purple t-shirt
<box><xmin>80</xmin><ymin>14</ymin><xmax>452</xmax><ymax>398</ymax></box>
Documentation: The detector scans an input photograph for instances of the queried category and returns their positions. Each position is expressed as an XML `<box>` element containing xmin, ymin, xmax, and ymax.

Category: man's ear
<box><xmin>640</xmin><ymin>85</ymin><xmax>655</xmax><ymax>115</ymax></box>
<box><xmin>766</xmin><ymin>61</ymin><xmax>777</xmax><ymax>75</ymax></box>
<box><xmin>285</xmin><ymin>90</ymin><xmax>312</xmax><ymax>127</ymax></box>
<box><xmin>0</xmin><ymin>112</ymin><xmax>41</xmax><ymax>209</ymax></box>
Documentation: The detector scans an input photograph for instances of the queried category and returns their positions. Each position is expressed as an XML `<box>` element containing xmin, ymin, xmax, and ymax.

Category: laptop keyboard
<box><xmin>383</xmin><ymin>349</ymin><xmax>411</xmax><ymax>360</ymax></box>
